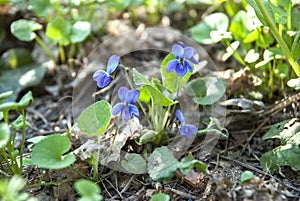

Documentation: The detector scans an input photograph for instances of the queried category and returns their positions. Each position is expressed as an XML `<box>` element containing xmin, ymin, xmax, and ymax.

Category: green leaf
<box><xmin>271</xmin><ymin>4</ymin><xmax>288</xmax><ymax>24</ymax></box>
<box><xmin>186</xmin><ymin>77</ymin><xmax>226</xmax><ymax>105</ymax></box>
<box><xmin>10</xmin><ymin>19</ymin><xmax>42</xmax><ymax>42</ymax></box>
<box><xmin>0</xmin><ymin>64</ymin><xmax>47</xmax><ymax>102</ymax></box>
<box><xmin>263</xmin><ymin>118</ymin><xmax>299</xmax><ymax>144</ymax></box>
<box><xmin>274</xmin><ymin>63</ymin><xmax>289</xmax><ymax>79</ymax></box>
<box><xmin>31</xmin><ymin>134</ymin><xmax>75</xmax><ymax>169</ymax></box>
<box><xmin>150</xmin><ymin>193</ymin><xmax>170</xmax><ymax>201</ymax></box>
<box><xmin>144</xmin><ymin>85</ymin><xmax>174</xmax><ymax>106</ymax></box>
<box><xmin>287</xmin><ymin>78</ymin><xmax>300</xmax><ymax>90</ymax></box>
<box><xmin>190</xmin><ymin>12</ymin><xmax>229</xmax><ymax>44</ymax></box>
<box><xmin>0</xmin><ymin>91</ymin><xmax>13</xmax><ymax>102</ymax></box>
<box><xmin>246</xmin><ymin>0</ymin><xmax>275</xmax><ymax>26</ymax></box>
<box><xmin>0</xmin><ymin>123</ymin><xmax>9</xmax><ymax>148</ymax></box>
<box><xmin>77</xmin><ymin>100</ymin><xmax>112</xmax><ymax>136</ymax></box>
<box><xmin>148</xmin><ymin>146</ymin><xmax>178</xmax><ymax>181</ymax></box>
<box><xmin>46</xmin><ymin>17</ymin><xmax>71</xmax><ymax>46</ymax></box>
<box><xmin>240</xmin><ymin>171</ymin><xmax>254</xmax><ymax>184</ymax></box>
<box><xmin>70</xmin><ymin>21</ymin><xmax>91</xmax><ymax>43</ymax></box>
<box><xmin>0</xmin><ymin>175</ymin><xmax>30</xmax><ymax>201</ymax></box>
<box><xmin>262</xmin><ymin>119</ymin><xmax>300</xmax><ymax>173</ymax></box>
<box><xmin>229</xmin><ymin>11</ymin><xmax>249</xmax><ymax>42</ymax></box>
<box><xmin>133</xmin><ymin>68</ymin><xmax>151</xmax><ymax>85</ymax></box>
<box><xmin>0</xmin><ymin>91</ymin><xmax>33</xmax><ymax>111</ymax></box>
<box><xmin>138</xmin><ymin>87</ymin><xmax>151</xmax><ymax>103</ymax></box>
<box><xmin>29</xmin><ymin>0</ymin><xmax>53</xmax><ymax>17</ymax></box>
<box><xmin>12</xmin><ymin>115</ymin><xmax>30</xmax><ymax>130</ymax></box>
<box><xmin>197</xmin><ymin>117</ymin><xmax>229</xmax><ymax>139</ymax></box>
<box><xmin>261</xmin><ymin>143</ymin><xmax>300</xmax><ymax>173</ymax></box>
<box><xmin>74</xmin><ymin>179</ymin><xmax>103</xmax><ymax>201</ymax></box>
<box><xmin>178</xmin><ymin>153</ymin><xmax>207</xmax><ymax>175</ymax></box>
<box><xmin>17</xmin><ymin>91</ymin><xmax>34</xmax><ymax>109</ymax></box>
<box><xmin>133</xmin><ymin>68</ymin><xmax>174</xmax><ymax>105</ymax></box>
<box><xmin>121</xmin><ymin>153</ymin><xmax>146</xmax><ymax>174</ymax></box>
<box><xmin>161</xmin><ymin>53</ymin><xmax>192</xmax><ymax>93</ymax></box>
<box><xmin>136</xmin><ymin>129</ymin><xmax>157</xmax><ymax>145</ymax></box>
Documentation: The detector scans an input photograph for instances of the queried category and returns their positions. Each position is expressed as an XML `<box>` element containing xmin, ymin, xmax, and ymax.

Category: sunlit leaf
<box><xmin>191</xmin><ymin>12</ymin><xmax>229</xmax><ymax>44</ymax></box>
<box><xmin>46</xmin><ymin>17</ymin><xmax>71</xmax><ymax>46</ymax></box>
<box><xmin>70</xmin><ymin>21</ymin><xmax>91</xmax><ymax>43</ymax></box>
<box><xmin>10</xmin><ymin>19</ymin><xmax>42</xmax><ymax>42</ymax></box>
<box><xmin>77</xmin><ymin>100</ymin><xmax>112</xmax><ymax>136</ymax></box>
<box><xmin>287</xmin><ymin>78</ymin><xmax>300</xmax><ymax>90</ymax></box>
<box><xmin>144</xmin><ymin>85</ymin><xmax>174</xmax><ymax>106</ymax></box>
<box><xmin>31</xmin><ymin>134</ymin><xmax>75</xmax><ymax>169</ymax></box>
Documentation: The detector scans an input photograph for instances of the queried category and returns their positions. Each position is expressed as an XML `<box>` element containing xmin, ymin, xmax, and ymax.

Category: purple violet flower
<box><xmin>112</xmin><ymin>87</ymin><xmax>140</xmax><ymax>121</ymax></box>
<box><xmin>175</xmin><ymin>110</ymin><xmax>198</xmax><ymax>138</ymax></box>
<box><xmin>166</xmin><ymin>43</ymin><xmax>198</xmax><ymax>77</ymax></box>
<box><xmin>93</xmin><ymin>55</ymin><xmax>119</xmax><ymax>88</ymax></box>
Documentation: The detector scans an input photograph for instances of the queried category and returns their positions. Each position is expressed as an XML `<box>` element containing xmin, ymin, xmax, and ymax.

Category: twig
<box><xmin>105</xmin><ymin>178</ymin><xmax>123</xmax><ymax>199</ymax></box>
<box><xmin>99</xmin><ymin>178</ymin><xmax>113</xmax><ymax>198</ymax></box>
<box><xmin>164</xmin><ymin>186</ymin><xmax>199</xmax><ymax>199</ymax></box>
<box><xmin>120</xmin><ymin>175</ymin><xmax>136</xmax><ymax>194</ymax></box>
<box><xmin>26</xmin><ymin>107</ymin><xmax>49</xmax><ymax>125</ymax></box>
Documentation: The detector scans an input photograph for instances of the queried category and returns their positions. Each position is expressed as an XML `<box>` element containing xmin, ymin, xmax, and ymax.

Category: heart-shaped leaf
<box><xmin>29</xmin><ymin>0</ymin><xmax>54</xmax><ymax>17</ymax></box>
<box><xmin>10</xmin><ymin>19</ymin><xmax>42</xmax><ymax>42</ymax></box>
<box><xmin>70</xmin><ymin>21</ymin><xmax>91</xmax><ymax>43</ymax></box>
<box><xmin>190</xmin><ymin>13</ymin><xmax>229</xmax><ymax>45</ymax></box>
<box><xmin>148</xmin><ymin>146</ymin><xmax>178</xmax><ymax>181</ymax></box>
<box><xmin>31</xmin><ymin>134</ymin><xmax>75</xmax><ymax>169</ymax></box>
<box><xmin>46</xmin><ymin>17</ymin><xmax>71</xmax><ymax>46</ymax></box>
<box><xmin>261</xmin><ymin>143</ymin><xmax>300</xmax><ymax>173</ymax></box>
<box><xmin>121</xmin><ymin>153</ymin><xmax>146</xmax><ymax>174</ymax></box>
<box><xmin>77</xmin><ymin>100</ymin><xmax>112</xmax><ymax>136</ymax></box>
<box><xmin>186</xmin><ymin>77</ymin><xmax>226</xmax><ymax>105</ymax></box>
<box><xmin>74</xmin><ymin>179</ymin><xmax>103</xmax><ymax>201</ymax></box>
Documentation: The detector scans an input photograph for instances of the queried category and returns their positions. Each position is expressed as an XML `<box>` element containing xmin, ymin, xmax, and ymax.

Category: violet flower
<box><xmin>166</xmin><ymin>43</ymin><xmax>198</xmax><ymax>77</ymax></box>
<box><xmin>175</xmin><ymin>110</ymin><xmax>198</xmax><ymax>138</ymax></box>
<box><xmin>112</xmin><ymin>87</ymin><xmax>140</xmax><ymax>121</ymax></box>
<box><xmin>93</xmin><ymin>55</ymin><xmax>119</xmax><ymax>88</ymax></box>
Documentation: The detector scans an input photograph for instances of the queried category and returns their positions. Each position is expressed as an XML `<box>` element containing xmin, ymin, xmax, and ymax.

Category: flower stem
<box><xmin>122</xmin><ymin>66</ymin><xmax>152</xmax><ymax>128</ymax></box>
<box><xmin>19</xmin><ymin>110</ymin><xmax>26</xmax><ymax>175</ymax></box>
<box><xmin>254</xmin><ymin>0</ymin><xmax>300</xmax><ymax>77</ymax></box>
<box><xmin>35</xmin><ymin>35</ymin><xmax>56</xmax><ymax>63</ymax></box>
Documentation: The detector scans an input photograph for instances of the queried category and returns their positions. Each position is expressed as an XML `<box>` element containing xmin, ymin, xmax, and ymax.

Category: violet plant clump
<box><xmin>77</xmin><ymin>40</ymin><xmax>226</xmax><ymax>180</ymax></box>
